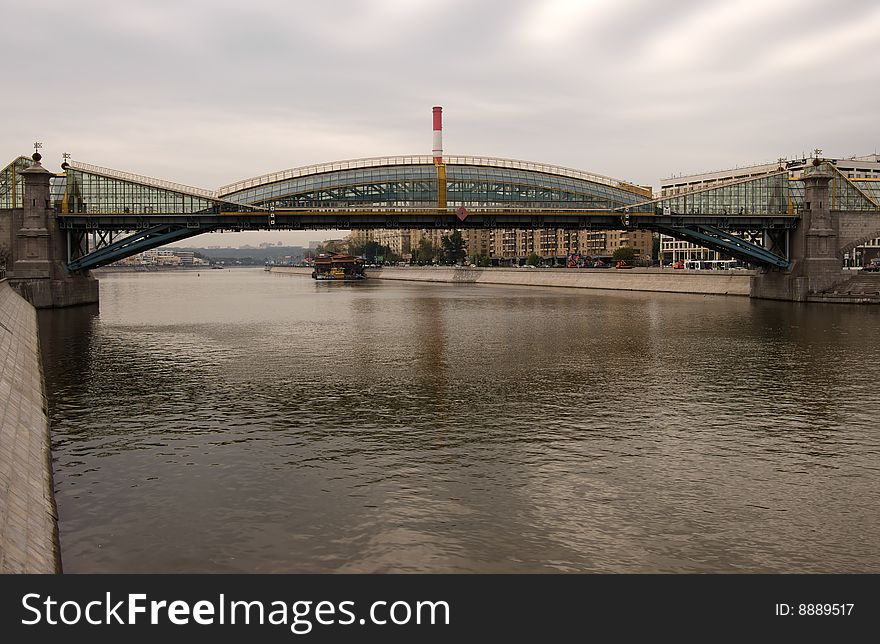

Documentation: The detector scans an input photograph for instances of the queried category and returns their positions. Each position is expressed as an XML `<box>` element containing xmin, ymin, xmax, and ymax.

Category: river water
<box><xmin>38</xmin><ymin>268</ymin><xmax>880</xmax><ymax>572</ymax></box>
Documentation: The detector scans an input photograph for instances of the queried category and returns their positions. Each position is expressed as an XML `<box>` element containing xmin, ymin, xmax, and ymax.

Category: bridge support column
<box><xmin>751</xmin><ymin>160</ymin><xmax>846</xmax><ymax>301</ymax></box>
<box><xmin>7</xmin><ymin>154</ymin><xmax>98</xmax><ymax>308</ymax></box>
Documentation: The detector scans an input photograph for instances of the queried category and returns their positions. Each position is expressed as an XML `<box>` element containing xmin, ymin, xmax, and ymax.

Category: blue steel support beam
<box><xmin>694</xmin><ymin>225</ymin><xmax>791</xmax><ymax>268</ymax></box>
<box><xmin>66</xmin><ymin>224</ymin><xmax>217</xmax><ymax>271</ymax></box>
<box><xmin>692</xmin><ymin>225</ymin><xmax>791</xmax><ymax>268</ymax></box>
<box><xmin>656</xmin><ymin>224</ymin><xmax>791</xmax><ymax>269</ymax></box>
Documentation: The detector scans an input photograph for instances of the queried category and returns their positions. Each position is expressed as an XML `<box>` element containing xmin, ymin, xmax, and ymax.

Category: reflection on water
<box><xmin>38</xmin><ymin>268</ymin><xmax>880</xmax><ymax>572</ymax></box>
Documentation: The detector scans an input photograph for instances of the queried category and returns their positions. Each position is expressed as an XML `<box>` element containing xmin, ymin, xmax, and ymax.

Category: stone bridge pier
<box><xmin>750</xmin><ymin>160</ymin><xmax>879</xmax><ymax>302</ymax></box>
<box><xmin>0</xmin><ymin>153</ymin><xmax>98</xmax><ymax>308</ymax></box>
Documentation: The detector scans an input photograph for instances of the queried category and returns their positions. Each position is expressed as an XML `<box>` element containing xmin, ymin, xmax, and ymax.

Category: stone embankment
<box><xmin>270</xmin><ymin>266</ymin><xmax>753</xmax><ymax>296</ymax></box>
<box><xmin>808</xmin><ymin>272</ymin><xmax>880</xmax><ymax>304</ymax></box>
<box><xmin>0</xmin><ymin>279</ymin><xmax>59</xmax><ymax>573</ymax></box>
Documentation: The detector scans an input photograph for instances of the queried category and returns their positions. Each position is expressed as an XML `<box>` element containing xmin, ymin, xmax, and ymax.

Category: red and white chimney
<box><xmin>432</xmin><ymin>106</ymin><xmax>443</xmax><ymax>164</ymax></box>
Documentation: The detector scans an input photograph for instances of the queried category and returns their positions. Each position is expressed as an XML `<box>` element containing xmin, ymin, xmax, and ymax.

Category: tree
<box><xmin>349</xmin><ymin>240</ymin><xmax>392</xmax><ymax>264</ymax></box>
<box><xmin>613</xmin><ymin>246</ymin><xmax>636</xmax><ymax>262</ymax></box>
<box><xmin>440</xmin><ymin>230</ymin><xmax>467</xmax><ymax>265</ymax></box>
<box><xmin>526</xmin><ymin>252</ymin><xmax>541</xmax><ymax>266</ymax></box>
<box><xmin>415</xmin><ymin>238</ymin><xmax>439</xmax><ymax>264</ymax></box>
<box><xmin>383</xmin><ymin>249</ymin><xmax>403</xmax><ymax>264</ymax></box>
<box><xmin>315</xmin><ymin>239</ymin><xmax>346</xmax><ymax>255</ymax></box>
<box><xmin>475</xmin><ymin>254</ymin><xmax>491</xmax><ymax>267</ymax></box>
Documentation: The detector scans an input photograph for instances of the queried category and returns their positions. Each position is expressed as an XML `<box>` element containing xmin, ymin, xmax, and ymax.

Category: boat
<box><xmin>311</xmin><ymin>253</ymin><xmax>367</xmax><ymax>281</ymax></box>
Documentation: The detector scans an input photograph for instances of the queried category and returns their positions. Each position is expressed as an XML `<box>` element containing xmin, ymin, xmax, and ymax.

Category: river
<box><xmin>37</xmin><ymin>268</ymin><xmax>880</xmax><ymax>572</ymax></box>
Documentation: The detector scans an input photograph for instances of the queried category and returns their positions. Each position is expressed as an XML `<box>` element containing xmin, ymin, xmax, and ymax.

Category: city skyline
<box><xmin>4</xmin><ymin>0</ymin><xmax>879</xmax><ymax>247</ymax></box>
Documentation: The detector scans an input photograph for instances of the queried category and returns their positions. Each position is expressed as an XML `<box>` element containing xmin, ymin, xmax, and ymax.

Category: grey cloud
<box><xmin>4</xmin><ymin>0</ymin><xmax>878</xmax><ymax>203</ymax></box>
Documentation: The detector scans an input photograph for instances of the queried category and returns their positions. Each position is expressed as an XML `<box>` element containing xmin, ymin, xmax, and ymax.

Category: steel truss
<box><xmin>654</xmin><ymin>224</ymin><xmax>791</xmax><ymax>269</ymax></box>
<box><xmin>66</xmin><ymin>223</ymin><xmax>217</xmax><ymax>271</ymax></box>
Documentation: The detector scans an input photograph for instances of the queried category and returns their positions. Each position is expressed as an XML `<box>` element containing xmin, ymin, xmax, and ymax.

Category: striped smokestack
<box><xmin>432</xmin><ymin>106</ymin><xmax>443</xmax><ymax>164</ymax></box>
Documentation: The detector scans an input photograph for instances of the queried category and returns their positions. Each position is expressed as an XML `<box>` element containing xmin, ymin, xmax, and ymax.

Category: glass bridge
<box><xmin>2</xmin><ymin>154</ymin><xmax>878</xmax><ymax>271</ymax></box>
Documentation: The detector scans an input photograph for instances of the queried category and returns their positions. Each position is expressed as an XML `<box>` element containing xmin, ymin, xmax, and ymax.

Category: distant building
<box><xmin>373</xmin><ymin>229</ymin><xmax>411</xmax><ymax>258</ymax></box>
<box><xmin>346</xmin><ymin>230</ymin><xmax>371</xmax><ymax>250</ymax></box>
<box><xmin>175</xmin><ymin>251</ymin><xmax>194</xmax><ymax>265</ymax></box>
<box><xmin>462</xmin><ymin>229</ymin><xmax>491</xmax><ymax>260</ymax></box>
<box><xmin>349</xmin><ymin>226</ymin><xmax>656</xmax><ymax>264</ymax></box>
<box><xmin>111</xmin><ymin>249</ymin><xmax>202</xmax><ymax>267</ymax></box>
<box><xmin>585</xmin><ymin>229</ymin><xmax>653</xmax><ymax>259</ymax></box>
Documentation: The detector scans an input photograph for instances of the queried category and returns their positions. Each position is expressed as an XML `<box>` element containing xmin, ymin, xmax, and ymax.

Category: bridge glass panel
<box><xmin>446</xmin><ymin>166</ymin><xmax>645</xmax><ymax>209</ymax></box>
<box><xmin>64</xmin><ymin>169</ymin><xmax>218</xmax><ymax>214</ymax></box>
<box><xmin>786</xmin><ymin>175</ymin><xmax>878</xmax><ymax>212</ymax></box>
<box><xmin>49</xmin><ymin>177</ymin><xmax>66</xmax><ymax>208</ymax></box>
<box><xmin>854</xmin><ymin>179</ymin><xmax>880</xmax><ymax>206</ymax></box>
<box><xmin>223</xmin><ymin>165</ymin><xmax>438</xmax><ymax>206</ymax></box>
<box><xmin>828</xmin><ymin>172</ymin><xmax>878</xmax><ymax>210</ymax></box>
<box><xmin>787</xmin><ymin>180</ymin><xmax>805</xmax><ymax>211</ymax></box>
<box><xmin>653</xmin><ymin>172</ymin><xmax>791</xmax><ymax>215</ymax></box>
<box><xmin>0</xmin><ymin>156</ymin><xmax>35</xmax><ymax>209</ymax></box>
<box><xmin>259</xmin><ymin>182</ymin><xmax>438</xmax><ymax>208</ymax></box>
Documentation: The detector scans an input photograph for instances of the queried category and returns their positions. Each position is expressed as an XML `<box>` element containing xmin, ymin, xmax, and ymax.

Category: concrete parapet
<box><xmin>11</xmin><ymin>275</ymin><xmax>99</xmax><ymax>309</ymax></box>
<box><xmin>0</xmin><ymin>280</ymin><xmax>60</xmax><ymax>573</ymax></box>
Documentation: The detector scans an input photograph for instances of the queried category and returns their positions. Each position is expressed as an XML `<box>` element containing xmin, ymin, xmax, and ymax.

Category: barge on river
<box><xmin>311</xmin><ymin>253</ymin><xmax>367</xmax><ymax>281</ymax></box>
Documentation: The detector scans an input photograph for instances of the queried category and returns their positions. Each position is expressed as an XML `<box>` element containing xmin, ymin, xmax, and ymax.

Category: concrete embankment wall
<box><xmin>270</xmin><ymin>266</ymin><xmax>753</xmax><ymax>296</ymax></box>
<box><xmin>0</xmin><ymin>280</ymin><xmax>59</xmax><ymax>573</ymax></box>
<box><xmin>12</xmin><ymin>276</ymin><xmax>99</xmax><ymax>309</ymax></box>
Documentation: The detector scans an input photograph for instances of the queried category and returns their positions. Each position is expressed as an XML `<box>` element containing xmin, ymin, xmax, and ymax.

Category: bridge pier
<box><xmin>2</xmin><ymin>154</ymin><xmax>98</xmax><ymax>308</ymax></box>
<box><xmin>751</xmin><ymin>160</ymin><xmax>848</xmax><ymax>301</ymax></box>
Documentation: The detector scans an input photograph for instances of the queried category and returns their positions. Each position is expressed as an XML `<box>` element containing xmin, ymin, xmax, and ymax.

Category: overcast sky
<box><xmin>4</xmin><ymin>0</ymin><xmax>879</xmax><ymax>247</ymax></box>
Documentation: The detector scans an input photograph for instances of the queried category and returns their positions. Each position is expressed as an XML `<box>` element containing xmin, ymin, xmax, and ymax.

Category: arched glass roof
<box><xmin>218</xmin><ymin>155</ymin><xmax>649</xmax><ymax>209</ymax></box>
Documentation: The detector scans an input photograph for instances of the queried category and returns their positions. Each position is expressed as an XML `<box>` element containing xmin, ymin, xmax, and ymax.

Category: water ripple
<box><xmin>37</xmin><ymin>269</ymin><xmax>880</xmax><ymax>573</ymax></box>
